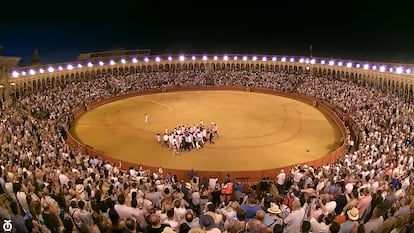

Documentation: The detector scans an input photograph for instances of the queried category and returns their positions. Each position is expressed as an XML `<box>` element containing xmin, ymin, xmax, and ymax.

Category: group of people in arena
<box><xmin>0</xmin><ymin>67</ymin><xmax>413</xmax><ymax>233</ymax></box>
<box><xmin>158</xmin><ymin>121</ymin><xmax>219</xmax><ymax>156</ymax></box>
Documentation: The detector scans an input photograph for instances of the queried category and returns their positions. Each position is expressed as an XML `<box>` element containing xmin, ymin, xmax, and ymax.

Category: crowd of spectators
<box><xmin>0</xmin><ymin>68</ymin><xmax>413</xmax><ymax>233</ymax></box>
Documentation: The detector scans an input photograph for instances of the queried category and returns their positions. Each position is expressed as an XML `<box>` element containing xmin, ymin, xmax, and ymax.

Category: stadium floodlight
<box><xmin>132</xmin><ymin>58</ymin><xmax>138</xmax><ymax>63</ymax></box>
<box><xmin>289</xmin><ymin>57</ymin><xmax>295</xmax><ymax>62</ymax></box>
<box><xmin>306</xmin><ymin>66</ymin><xmax>310</xmax><ymax>70</ymax></box>
<box><xmin>12</xmin><ymin>71</ymin><xmax>19</xmax><ymax>78</ymax></box>
<box><xmin>329</xmin><ymin>60</ymin><xmax>334</xmax><ymax>66</ymax></box>
<box><xmin>21</xmin><ymin>71</ymin><xmax>26</xmax><ymax>76</ymax></box>
<box><xmin>77</xmin><ymin>64</ymin><xmax>83</xmax><ymax>68</ymax></box>
<box><xmin>407</xmin><ymin>68</ymin><xmax>411</xmax><ymax>74</ymax></box>
<box><xmin>262</xmin><ymin>57</ymin><xmax>267</xmax><ymax>61</ymax></box>
<box><xmin>99</xmin><ymin>61</ymin><xmax>105</xmax><ymax>66</ymax></box>
<box><xmin>305</xmin><ymin>58</ymin><xmax>309</xmax><ymax>64</ymax></box>
<box><xmin>396</xmin><ymin>67</ymin><xmax>403</xmax><ymax>74</ymax></box>
<box><xmin>320</xmin><ymin>60</ymin><xmax>325</xmax><ymax>65</ymax></box>
<box><xmin>110</xmin><ymin>60</ymin><xmax>115</xmax><ymax>65</ymax></box>
<box><xmin>379</xmin><ymin>66</ymin><xmax>386</xmax><ymax>72</ymax></box>
<box><xmin>192</xmin><ymin>56</ymin><xmax>196</xmax><ymax>61</ymax></box>
<box><xmin>252</xmin><ymin>56</ymin><xmax>257</xmax><ymax>61</ymax></box>
<box><xmin>356</xmin><ymin>64</ymin><xmax>360</xmax><ymax>68</ymax></box>
<box><xmin>310</xmin><ymin>59</ymin><xmax>316</xmax><ymax>64</ymax></box>
<box><xmin>168</xmin><ymin>56</ymin><xmax>172</xmax><ymax>61</ymax></box>
<box><xmin>48</xmin><ymin>67</ymin><xmax>54</xmax><ymax>73</ymax></box>
<box><xmin>121</xmin><ymin>59</ymin><xmax>126</xmax><ymax>64</ymax></box>
<box><xmin>372</xmin><ymin>65</ymin><xmax>377</xmax><ymax>70</ymax></box>
<box><xmin>363</xmin><ymin>64</ymin><xmax>369</xmax><ymax>70</ymax></box>
<box><xmin>155</xmin><ymin>57</ymin><xmax>161</xmax><ymax>62</ymax></box>
<box><xmin>346</xmin><ymin>62</ymin><xmax>352</xmax><ymax>68</ymax></box>
<box><xmin>179</xmin><ymin>55</ymin><xmax>185</xmax><ymax>61</ymax></box>
<box><xmin>144</xmin><ymin>57</ymin><xmax>149</xmax><ymax>62</ymax></box>
<box><xmin>58</xmin><ymin>66</ymin><xmax>63</xmax><ymax>71</ymax></box>
<box><xmin>202</xmin><ymin>55</ymin><xmax>208</xmax><ymax>61</ymax></box>
<box><xmin>389</xmin><ymin>67</ymin><xmax>393</xmax><ymax>72</ymax></box>
<box><xmin>67</xmin><ymin>64</ymin><xmax>73</xmax><ymax>70</ymax></box>
<box><xmin>223</xmin><ymin>55</ymin><xmax>228</xmax><ymax>61</ymax></box>
<box><xmin>39</xmin><ymin>68</ymin><xmax>45</xmax><ymax>73</ymax></box>
<box><xmin>338</xmin><ymin>61</ymin><xmax>343</xmax><ymax>66</ymax></box>
<box><xmin>87</xmin><ymin>62</ymin><xmax>93</xmax><ymax>67</ymax></box>
<box><xmin>214</xmin><ymin>56</ymin><xmax>218</xmax><ymax>61</ymax></box>
<box><xmin>234</xmin><ymin>56</ymin><xmax>238</xmax><ymax>61</ymax></box>
<box><xmin>29</xmin><ymin>69</ymin><xmax>36</xmax><ymax>75</ymax></box>
<box><xmin>281</xmin><ymin>57</ymin><xmax>286</xmax><ymax>62</ymax></box>
<box><xmin>299</xmin><ymin>58</ymin><xmax>304</xmax><ymax>63</ymax></box>
<box><xmin>243</xmin><ymin>56</ymin><xmax>248</xmax><ymax>61</ymax></box>
<box><xmin>272</xmin><ymin>57</ymin><xmax>277</xmax><ymax>61</ymax></box>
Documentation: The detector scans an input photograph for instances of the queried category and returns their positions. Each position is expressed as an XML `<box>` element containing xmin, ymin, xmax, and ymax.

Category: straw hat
<box><xmin>347</xmin><ymin>207</ymin><xmax>359</xmax><ymax>221</ymax></box>
<box><xmin>162</xmin><ymin>227</ymin><xmax>176</xmax><ymax>233</ymax></box>
<box><xmin>75</xmin><ymin>184</ymin><xmax>84</xmax><ymax>194</ymax></box>
<box><xmin>267</xmin><ymin>203</ymin><xmax>282</xmax><ymax>214</ymax></box>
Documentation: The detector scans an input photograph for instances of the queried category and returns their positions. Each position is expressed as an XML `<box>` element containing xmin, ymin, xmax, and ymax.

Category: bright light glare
<box><xmin>321</xmin><ymin>60</ymin><xmax>325</xmax><ymax>64</ymax></box>
<box><xmin>363</xmin><ymin>64</ymin><xmax>369</xmax><ymax>70</ymax></box>
<box><xmin>281</xmin><ymin>57</ymin><xmax>286</xmax><ymax>62</ymax></box>
<box><xmin>121</xmin><ymin>59</ymin><xmax>126</xmax><ymax>64</ymax></box>
<box><xmin>223</xmin><ymin>55</ymin><xmax>228</xmax><ymax>61</ymax></box>
<box><xmin>99</xmin><ymin>61</ymin><xmax>104</xmax><ymax>66</ymax></box>
<box><xmin>372</xmin><ymin>65</ymin><xmax>377</xmax><ymax>70</ymax></box>
<box><xmin>132</xmin><ymin>58</ymin><xmax>138</xmax><ymax>63</ymax></box>
<box><xmin>77</xmin><ymin>64</ymin><xmax>82</xmax><ymax>68</ymax></box>
<box><xmin>67</xmin><ymin>64</ymin><xmax>73</xmax><ymax>70</ymax></box>
<box><xmin>346</xmin><ymin>62</ymin><xmax>352</xmax><ymax>68</ymax></box>
<box><xmin>168</xmin><ymin>56</ymin><xmax>172</xmax><ymax>61</ymax></box>
<box><xmin>12</xmin><ymin>71</ymin><xmax>19</xmax><ymax>78</ymax></box>
<box><xmin>58</xmin><ymin>66</ymin><xmax>63</xmax><ymax>71</ymax></box>
<box><xmin>356</xmin><ymin>64</ymin><xmax>360</xmax><ymax>68</ymax></box>
<box><xmin>29</xmin><ymin>69</ymin><xmax>36</xmax><ymax>75</ymax></box>
<box><xmin>179</xmin><ymin>55</ymin><xmax>185</xmax><ymax>61</ymax></box>
<box><xmin>155</xmin><ymin>57</ymin><xmax>161</xmax><ymax>62</ymax></box>
<box><xmin>234</xmin><ymin>56</ymin><xmax>238</xmax><ymax>60</ymax></box>
<box><xmin>407</xmin><ymin>69</ymin><xmax>411</xmax><ymax>74</ymax></box>
<box><xmin>110</xmin><ymin>60</ymin><xmax>115</xmax><ymax>65</ymax></box>
<box><xmin>48</xmin><ymin>67</ymin><xmax>54</xmax><ymax>72</ymax></box>
<box><xmin>87</xmin><ymin>62</ymin><xmax>93</xmax><ymax>67</ymax></box>
<box><xmin>299</xmin><ymin>58</ymin><xmax>304</xmax><ymax>63</ymax></box>
<box><xmin>329</xmin><ymin>60</ymin><xmax>334</xmax><ymax>66</ymax></box>
<box><xmin>214</xmin><ymin>56</ymin><xmax>218</xmax><ymax>61</ymax></box>
<box><xmin>252</xmin><ymin>56</ymin><xmax>257</xmax><ymax>61</ymax></box>
<box><xmin>310</xmin><ymin>59</ymin><xmax>316</xmax><ymax>64</ymax></box>
<box><xmin>243</xmin><ymin>56</ymin><xmax>248</xmax><ymax>61</ymax></box>
<box><xmin>39</xmin><ymin>68</ymin><xmax>45</xmax><ymax>73</ymax></box>
<box><xmin>338</xmin><ymin>61</ymin><xmax>343</xmax><ymax>66</ymax></box>
<box><xmin>262</xmin><ymin>57</ymin><xmax>267</xmax><ymax>61</ymax></box>
<box><xmin>396</xmin><ymin>67</ymin><xmax>403</xmax><ymax>74</ymax></box>
<box><xmin>21</xmin><ymin>71</ymin><xmax>26</xmax><ymax>75</ymax></box>
<box><xmin>144</xmin><ymin>57</ymin><xmax>149</xmax><ymax>62</ymax></box>
<box><xmin>289</xmin><ymin>57</ymin><xmax>294</xmax><ymax>62</ymax></box>
<box><xmin>192</xmin><ymin>56</ymin><xmax>196</xmax><ymax>61</ymax></box>
<box><xmin>272</xmin><ymin>57</ymin><xmax>277</xmax><ymax>61</ymax></box>
<box><xmin>379</xmin><ymin>66</ymin><xmax>386</xmax><ymax>72</ymax></box>
<box><xmin>389</xmin><ymin>67</ymin><xmax>393</xmax><ymax>72</ymax></box>
<box><xmin>202</xmin><ymin>55</ymin><xmax>208</xmax><ymax>61</ymax></box>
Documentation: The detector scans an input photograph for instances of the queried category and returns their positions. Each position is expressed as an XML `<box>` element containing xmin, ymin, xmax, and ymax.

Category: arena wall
<box><xmin>65</xmin><ymin>86</ymin><xmax>350</xmax><ymax>183</ymax></box>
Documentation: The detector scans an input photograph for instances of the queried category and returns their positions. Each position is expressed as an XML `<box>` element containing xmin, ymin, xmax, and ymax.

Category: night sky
<box><xmin>1</xmin><ymin>0</ymin><xmax>413</xmax><ymax>65</ymax></box>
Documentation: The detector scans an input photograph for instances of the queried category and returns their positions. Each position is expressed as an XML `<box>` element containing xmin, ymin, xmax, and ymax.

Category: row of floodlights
<box><xmin>11</xmin><ymin>55</ymin><xmax>413</xmax><ymax>78</ymax></box>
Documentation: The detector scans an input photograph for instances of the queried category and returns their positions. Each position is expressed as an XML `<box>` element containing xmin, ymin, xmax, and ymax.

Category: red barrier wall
<box><xmin>66</xmin><ymin>87</ymin><xmax>350</xmax><ymax>183</ymax></box>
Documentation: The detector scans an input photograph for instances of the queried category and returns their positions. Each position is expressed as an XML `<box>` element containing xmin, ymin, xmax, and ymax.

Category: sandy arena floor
<box><xmin>70</xmin><ymin>90</ymin><xmax>342</xmax><ymax>171</ymax></box>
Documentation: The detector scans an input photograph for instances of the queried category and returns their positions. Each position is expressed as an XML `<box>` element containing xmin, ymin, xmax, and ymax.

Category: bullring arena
<box><xmin>2</xmin><ymin>51</ymin><xmax>414</xmax><ymax>181</ymax></box>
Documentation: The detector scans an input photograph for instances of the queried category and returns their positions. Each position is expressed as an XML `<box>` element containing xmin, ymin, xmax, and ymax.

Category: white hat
<box><xmin>185</xmin><ymin>182</ymin><xmax>192</xmax><ymax>189</ymax></box>
<box><xmin>267</xmin><ymin>203</ymin><xmax>282</xmax><ymax>214</ymax></box>
<box><xmin>162</xmin><ymin>227</ymin><xmax>176</xmax><ymax>233</ymax></box>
